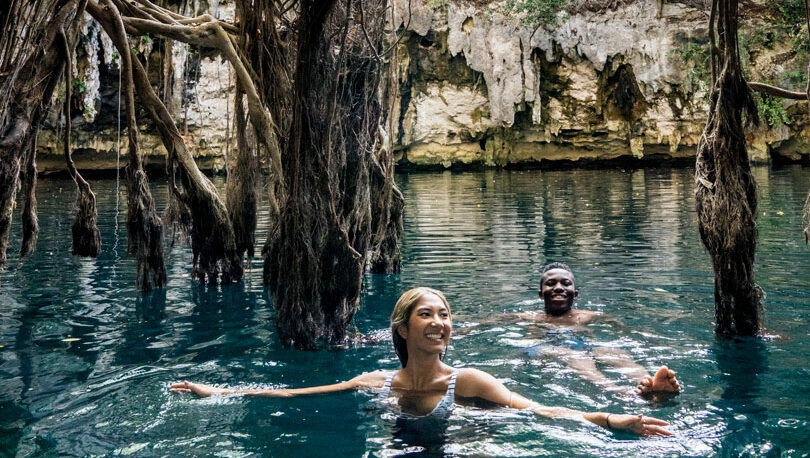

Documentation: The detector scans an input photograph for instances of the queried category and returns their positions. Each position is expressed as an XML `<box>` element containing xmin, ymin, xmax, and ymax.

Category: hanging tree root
<box><xmin>804</xmin><ymin>190</ymin><xmax>810</xmax><ymax>244</ymax></box>
<box><xmin>226</xmin><ymin>83</ymin><xmax>259</xmax><ymax>259</ymax></box>
<box><xmin>369</xmin><ymin>2</ymin><xmax>405</xmax><ymax>273</ymax></box>
<box><xmin>90</xmin><ymin>0</ymin><xmax>295</xmax><ymax>284</ymax></box>
<box><xmin>19</xmin><ymin>130</ymin><xmax>39</xmax><ymax>258</ymax></box>
<box><xmin>0</xmin><ymin>0</ymin><xmax>84</xmax><ymax>266</ymax></box>
<box><xmin>90</xmin><ymin>0</ymin><xmax>243</xmax><ymax>284</ymax></box>
<box><xmin>695</xmin><ymin>0</ymin><xmax>762</xmax><ymax>336</ymax></box>
<box><xmin>0</xmin><ymin>153</ymin><xmax>21</xmax><ymax>267</ymax></box>
<box><xmin>60</xmin><ymin>27</ymin><xmax>101</xmax><ymax>258</ymax></box>
<box><xmin>101</xmin><ymin>0</ymin><xmax>166</xmax><ymax>290</ymax></box>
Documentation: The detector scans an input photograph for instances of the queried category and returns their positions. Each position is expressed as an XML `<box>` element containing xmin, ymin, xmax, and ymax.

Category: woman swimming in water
<box><xmin>171</xmin><ymin>287</ymin><xmax>672</xmax><ymax>436</ymax></box>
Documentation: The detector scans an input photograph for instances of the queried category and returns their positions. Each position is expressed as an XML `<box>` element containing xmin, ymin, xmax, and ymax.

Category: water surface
<box><xmin>1</xmin><ymin>166</ymin><xmax>809</xmax><ymax>456</ymax></box>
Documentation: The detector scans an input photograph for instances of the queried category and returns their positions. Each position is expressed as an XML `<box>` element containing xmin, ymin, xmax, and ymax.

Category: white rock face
<box><xmin>37</xmin><ymin>0</ymin><xmax>808</xmax><ymax>170</ymax></box>
<box><xmin>38</xmin><ymin>7</ymin><xmax>235</xmax><ymax>172</ymax></box>
<box><xmin>391</xmin><ymin>0</ymin><xmax>807</xmax><ymax>166</ymax></box>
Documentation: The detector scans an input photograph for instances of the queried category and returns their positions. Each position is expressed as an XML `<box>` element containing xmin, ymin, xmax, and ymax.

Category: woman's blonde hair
<box><xmin>390</xmin><ymin>287</ymin><xmax>451</xmax><ymax>368</ymax></box>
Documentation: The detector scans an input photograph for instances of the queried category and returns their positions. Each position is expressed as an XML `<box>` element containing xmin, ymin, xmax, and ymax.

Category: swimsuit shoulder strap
<box><xmin>380</xmin><ymin>371</ymin><xmax>396</xmax><ymax>397</ymax></box>
<box><xmin>446</xmin><ymin>369</ymin><xmax>460</xmax><ymax>399</ymax></box>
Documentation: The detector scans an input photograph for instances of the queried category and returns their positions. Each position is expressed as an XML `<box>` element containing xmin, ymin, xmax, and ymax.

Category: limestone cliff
<box><xmin>36</xmin><ymin>3</ymin><xmax>234</xmax><ymax>174</ymax></box>
<box><xmin>390</xmin><ymin>0</ymin><xmax>810</xmax><ymax>167</ymax></box>
<box><xmin>36</xmin><ymin>0</ymin><xmax>810</xmax><ymax>171</ymax></box>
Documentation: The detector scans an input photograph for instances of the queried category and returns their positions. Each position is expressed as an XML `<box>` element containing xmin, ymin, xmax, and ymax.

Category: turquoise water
<box><xmin>1</xmin><ymin>166</ymin><xmax>809</xmax><ymax>456</ymax></box>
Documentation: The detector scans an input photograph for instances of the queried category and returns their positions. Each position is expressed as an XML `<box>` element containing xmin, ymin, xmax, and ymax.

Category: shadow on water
<box><xmin>116</xmin><ymin>289</ymin><xmax>168</xmax><ymax>366</ymax></box>
<box><xmin>711</xmin><ymin>337</ymin><xmax>778</xmax><ymax>457</ymax></box>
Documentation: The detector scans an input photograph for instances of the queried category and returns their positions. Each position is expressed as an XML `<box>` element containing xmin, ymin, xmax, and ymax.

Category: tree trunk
<box><xmin>263</xmin><ymin>0</ymin><xmax>397</xmax><ymax>348</ymax></box>
<box><xmin>695</xmin><ymin>0</ymin><xmax>762</xmax><ymax>336</ymax></box>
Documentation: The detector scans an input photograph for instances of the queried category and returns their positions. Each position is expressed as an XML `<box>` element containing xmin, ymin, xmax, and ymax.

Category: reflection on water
<box><xmin>1</xmin><ymin>167</ymin><xmax>809</xmax><ymax>456</ymax></box>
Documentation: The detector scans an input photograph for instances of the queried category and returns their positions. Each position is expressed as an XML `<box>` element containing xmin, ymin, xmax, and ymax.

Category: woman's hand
<box><xmin>170</xmin><ymin>381</ymin><xmax>232</xmax><ymax>397</ymax></box>
<box><xmin>606</xmin><ymin>413</ymin><xmax>672</xmax><ymax>437</ymax></box>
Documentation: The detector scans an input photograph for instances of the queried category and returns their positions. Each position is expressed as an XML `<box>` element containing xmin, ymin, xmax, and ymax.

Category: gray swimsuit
<box><xmin>380</xmin><ymin>370</ymin><xmax>459</xmax><ymax>419</ymax></box>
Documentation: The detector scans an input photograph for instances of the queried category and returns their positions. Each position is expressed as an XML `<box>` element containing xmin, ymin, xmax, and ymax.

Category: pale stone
<box><xmin>393</xmin><ymin>0</ymin><xmax>805</xmax><ymax>166</ymax></box>
<box><xmin>630</xmin><ymin>137</ymin><xmax>644</xmax><ymax>158</ymax></box>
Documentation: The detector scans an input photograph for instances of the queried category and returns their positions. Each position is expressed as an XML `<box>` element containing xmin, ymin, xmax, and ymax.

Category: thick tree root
<box><xmin>263</xmin><ymin>0</ymin><xmax>398</xmax><ymax>348</ymax></box>
<box><xmin>695</xmin><ymin>0</ymin><xmax>762</xmax><ymax>336</ymax></box>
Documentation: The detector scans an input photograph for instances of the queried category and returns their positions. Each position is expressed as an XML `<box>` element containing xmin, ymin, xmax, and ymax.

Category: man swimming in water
<box><xmin>514</xmin><ymin>262</ymin><xmax>680</xmax><ymax>398</ymax></box>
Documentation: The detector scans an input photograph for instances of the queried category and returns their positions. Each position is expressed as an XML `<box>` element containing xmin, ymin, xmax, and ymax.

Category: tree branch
<box><xmin>748</xmin><ymin>82</ymin><xmax>809</xmax><ymax>100</ymax></box>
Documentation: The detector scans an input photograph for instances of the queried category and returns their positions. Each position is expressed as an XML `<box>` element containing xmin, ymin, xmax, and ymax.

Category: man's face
<box><xmin>539</xmin><ymin>268</ymin><xmax>578</xmax><ymax>316</ymax></box>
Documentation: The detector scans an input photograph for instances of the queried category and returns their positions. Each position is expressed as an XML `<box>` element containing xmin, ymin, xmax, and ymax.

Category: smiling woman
<box><xmin>171</xmin><ymin>287</ymin><xmax>673</xmax><ymax>437</ymax></box>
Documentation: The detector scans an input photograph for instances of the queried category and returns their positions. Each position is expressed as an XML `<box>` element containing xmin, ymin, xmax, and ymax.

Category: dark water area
<box><xmin>1</xmin><ymin>166</ymin><xmax>809</xmax><ymax>456</ymax></box>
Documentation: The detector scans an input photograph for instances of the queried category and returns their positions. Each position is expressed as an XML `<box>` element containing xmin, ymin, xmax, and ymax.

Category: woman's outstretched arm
<box><xmin>455</xmin><ymin>368</ymin><xmax>673</xmax><ymax>437</ymax></box>
<box><xmin>170</xmin><ymin>370</ymin><xmax>389</xmax><ymax>398</ymax></box>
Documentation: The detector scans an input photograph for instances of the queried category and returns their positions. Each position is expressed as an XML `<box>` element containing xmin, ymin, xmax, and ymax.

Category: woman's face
<box><xmin>399</xmin><ymin>293</ymin><xmax>452</xmax><ymax>353</ymax></box>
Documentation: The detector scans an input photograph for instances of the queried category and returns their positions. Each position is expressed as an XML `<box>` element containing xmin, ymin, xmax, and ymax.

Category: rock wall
<box><xmin>390</xmin><ymin>0</ymin><xmax>810</xmax><ymax>168</ymax></box>
<box><xmin>36</xmin><ymin>0</ymin><xmax>810</xmax><ymax>171</ymax></box>
<box><xmin>36</xmin><ymin>4</ymin><xmax>235</xmax><ymax>174</ymax></box>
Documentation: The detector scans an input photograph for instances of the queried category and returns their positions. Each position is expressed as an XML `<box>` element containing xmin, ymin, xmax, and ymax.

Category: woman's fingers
<box><xmin>643</xmin><ymin>416</ymin><xmax>670</xmax><ymax>426</ymax></box>
<box><xmin>643</xmin><ymin>424</ymin><xmax>674</xmax><ymax>436</ymax></box>
<box><xmin>170</xmin><ymin>381</ymin><xmax>197</xmax><ymax>394</ymax></box>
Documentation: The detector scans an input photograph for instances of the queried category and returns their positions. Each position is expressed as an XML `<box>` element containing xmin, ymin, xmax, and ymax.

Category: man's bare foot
<box><xmin>635</xmin><ymin>366</ymin><xmax>680</xmax><ymax>396</ymax></box>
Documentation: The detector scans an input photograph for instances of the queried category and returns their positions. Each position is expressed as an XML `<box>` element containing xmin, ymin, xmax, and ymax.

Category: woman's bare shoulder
<box><xmin>455</xmin><ymin>368</ymin><xmax>498</xmax><ymax>391</ymax></box>
<box><xmin>456</xmin><ymin>367</ymin><xmax>498</xmax><ymax>382</ymax></box>
<box><xmin>455</xmin><ymin>368</ymin><xmax>511</xmax><ymax>403</ymax></box>
<box><xmin>351</xmin><ymin>369</ymin><xmax>394</xmax><ymax>389</ymax></box>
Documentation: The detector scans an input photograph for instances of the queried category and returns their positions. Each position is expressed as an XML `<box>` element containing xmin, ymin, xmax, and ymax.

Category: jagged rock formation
<box><xmin>390</xmin><ymin>0</ymin><xmax>810</xmax><ymax>167</ymax></box>
<box><xmin>32</xmin><ymin>0</ymin><xmax>810</xmax><ymax>170</ymax></box>
<box><xmin>35</xmin><ymin>6</ymin><xmax>235</xmax><ymax>174</ymax></box>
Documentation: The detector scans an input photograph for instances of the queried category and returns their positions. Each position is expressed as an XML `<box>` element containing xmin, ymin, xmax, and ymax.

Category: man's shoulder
<box><xmin>514</xmin><ymin>311</ymin><xmax>542</xmax><ymax>320</ymax></box>
<box><xmin>571</xmin><ymin>309</ymin><xmax>598</xmax><ymax>321</ymax></box>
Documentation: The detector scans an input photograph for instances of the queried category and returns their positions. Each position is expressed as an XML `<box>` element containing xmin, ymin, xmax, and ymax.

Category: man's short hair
<box><xmin>541</xmin><ymin>262</ymin><xmax>573</xmax><ymax>275</ymax></box>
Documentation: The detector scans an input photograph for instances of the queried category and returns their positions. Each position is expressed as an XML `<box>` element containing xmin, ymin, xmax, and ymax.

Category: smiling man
<box><xmin>515</xmin><ymin>262</ymin><xmax>681</xmax><ymax>399</ymax></box>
